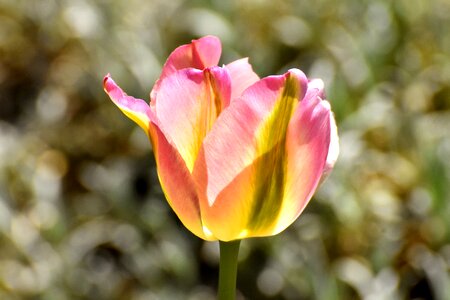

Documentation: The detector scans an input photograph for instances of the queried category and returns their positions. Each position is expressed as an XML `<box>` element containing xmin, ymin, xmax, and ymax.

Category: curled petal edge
<box><xmin>103</xmin><ymin>74</ymin><xmax>152</xmax><ymax>133</ymax></box>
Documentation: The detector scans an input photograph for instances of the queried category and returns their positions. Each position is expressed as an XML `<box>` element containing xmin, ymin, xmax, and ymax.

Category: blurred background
<box><xmin>0</xmin><ymin>0</ymin><xmax>449</xmax><ymax>299</ymax></box>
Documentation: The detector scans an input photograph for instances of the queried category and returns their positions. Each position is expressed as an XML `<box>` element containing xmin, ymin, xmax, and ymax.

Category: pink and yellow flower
<box><xmin>104</xmin><ymin>36</ymin><xmax>338</xmax><ymax>241</ymax></box>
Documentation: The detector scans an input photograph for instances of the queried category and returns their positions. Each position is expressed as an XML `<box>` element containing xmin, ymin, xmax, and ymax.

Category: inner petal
<box><xmin>247</xmin><ymin>73</ymin><xmax>301</xmax><ymax>232</ymax></box>
<box><xmin>154</xmin><ymin>67</ymin><xmax>231</xmax><ymax>172</ymax></box>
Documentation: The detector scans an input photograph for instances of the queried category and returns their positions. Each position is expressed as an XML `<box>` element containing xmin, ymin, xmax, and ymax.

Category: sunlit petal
<box><xmin>225</xmin><ymin>58</ymin><xmax>260</xmax><ymax>100</ymax></box>
<box><xmin>154</xmin><ymin>66</ymin><xmax>231</xmax><ymax>172</ymax></box>
<box><xmin>150</xmin><ymin>123</ymin><xmax>211</xmax><ymax>240</ymax></box>
<box><xmin>304</xmin><ymin>79</ymin><xmax>338</xmax><ymax>181</ymax></box>
<box><xmin>194</xmin><ymin>69</ymin><xmax>317</xmax><ymax>240</ymax></box>
<box><xmin>274</xmin><ymin>88</ymin><xmax>331</xmax><ymax>234</ymax></box>
<box><xmin>103</xmin><ymin>74</ymin><xmax>151</xmax><ymax>133</ymax></box>
<box><xmin>151</xmin><ymin>36</ymin><xmax>221</xmax><ymax>101</ymax></box>
<box><xmin>322</xmin><ymin>110</ymin><xmax>339</xmax><ymax>180</ymax></box>
<box><xmin>104</xmin><ymin>74</ymin><xmax>208</xmax><ymax>239</ymax></box>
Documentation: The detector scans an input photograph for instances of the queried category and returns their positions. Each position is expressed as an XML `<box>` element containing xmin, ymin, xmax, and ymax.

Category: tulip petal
<box><xmin>273</xmin><ymin>87</ymin><xmax>331</xmax><ymax>234</ymax></box>
<box><xmin>151</xmin><ymin>36</ymin><xmax>222</xmax><ymax>100</ymax></box>
<box><xmin>306</xmin><ymin>78</ymin><xmax>325</xmax><ymax>99</ymax></box>
<box><xmin>154</xmin><ymin>66</ymin><xmax>231</xmax><ymax>172</ymax></box>
<box><xmin>225</xmin><ymin>58</ymin><xmax>260</xmax><ymax>100</ymax></box>
<box><xmin>322</xmin><ymin>108</ymin><xmax>339</xmax><ymax>179</ymax></box>
<box><xmin>194</xmin><ymin>69</ymin><xmax>330</xmax><ymax>241</ymax></box>
<box><xmin>103</xmin><ymin>75</ymin><xmax>151</xmax><ymax>132</ymax></box>
<box><xmin>103</xmin><ymin>75</ymin><xmax>209</xmax><ymax>240</ymax></box>
<box><xmin>162</xmin><ymin>35</ymin><xmax>221</xmax><ymax>77</ymax></box>
<box><xmin>304</xmin><ymin>79</ymin><xmax>339</xmax><ymax>180</ymax></box>
<box><xmin>150</xmin><ymin>35</ymin><xmax>222</xmax><ymax>104</ymax></box>
<box><xmin>150</xmin><ymin>122</ymin><xmax>212</xmax><ymax>240</ymax></box>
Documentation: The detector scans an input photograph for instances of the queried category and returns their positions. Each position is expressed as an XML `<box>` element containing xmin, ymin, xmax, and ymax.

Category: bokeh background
<box><xmin>1</xmin><ymin>0</ymin><xmax>449</xmax><ymax>299</ymax></box>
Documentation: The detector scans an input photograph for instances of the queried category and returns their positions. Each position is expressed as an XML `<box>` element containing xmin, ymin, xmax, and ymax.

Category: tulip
<box><xmin>103</xmin><ymin>36</ymin><xmax>338</xmax><ymax>243</ymax></box>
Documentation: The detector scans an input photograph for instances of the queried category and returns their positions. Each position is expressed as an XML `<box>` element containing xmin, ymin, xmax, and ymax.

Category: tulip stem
<box><xmin>218</xmin><ymin>240</ymin><xmax>241</xmax><ymax>300</ymax></box>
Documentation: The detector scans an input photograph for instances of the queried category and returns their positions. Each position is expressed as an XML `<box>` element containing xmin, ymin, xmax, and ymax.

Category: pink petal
<box><xmin>225</xmin><ymin>58</ymin><xmax>260</xmax><ymax>100</ymax></box>
<box><xmin>103</xmin><ymin>74</ymin><xmax>151</xmax><ymax>132</ymax></box>
<box><xmin>304</xmin><ymin>79</ymin><xmax>339</xmax><ymax>181</ymax></box>
<box><xmin>274</xmin><ymin>85</ymin><xmax>331</xmax><ymax>234</ymax></box>
<box><xmin>306</xmin><ymin>78</ymin><xmax>325</xmax><ymax>99</ymax></box>
<box><xmin>151</xmin><ymin>36</ymin><xmax>221</xmax><ymax>101</ymax></box>
<box><xmin>154</xmin><ymin>66</ymin><xmax>231</xmax><ymax>172</ymax></box>
<box><xmin>163</xmin><ymin>35</ymin><xmax>221</xmax><ymax>75</ymax></box>
<box><xmin>150</xmin><ymin>123</ymin><xmax>212</xmax><ymax>240</ymax></box>
<box><xmin>104</xmin><ymin>74</ymin><xmax>209</xmax><ymax>240</ymax></box>
<box><xmin>194</xmin><ymin>69</ymin><xmax>321</xmax><ymax>241</ymax></box>
<box><xmin>322</xmin><ymin>109</ymin><xmax>339</xmax><ymax>180</ymax></box>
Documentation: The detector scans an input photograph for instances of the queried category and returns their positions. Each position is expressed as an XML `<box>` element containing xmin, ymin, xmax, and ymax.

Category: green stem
<box><xmin>218</xmin><ymin>240</ymin><xmax>241</xmax><ymax>300</ymax></box>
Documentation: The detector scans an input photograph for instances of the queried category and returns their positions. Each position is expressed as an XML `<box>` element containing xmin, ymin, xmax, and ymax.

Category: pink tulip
<box><xmin>104</xmin><ymin>36</ymin><xmax>338</xmax><ymax>241</ymax></box>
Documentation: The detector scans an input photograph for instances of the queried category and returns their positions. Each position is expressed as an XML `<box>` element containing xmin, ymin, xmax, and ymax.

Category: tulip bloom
<box><xmin>104</xmin><ymin>36</ymin><xmax>338</xmax><ymax>242</ymax></box>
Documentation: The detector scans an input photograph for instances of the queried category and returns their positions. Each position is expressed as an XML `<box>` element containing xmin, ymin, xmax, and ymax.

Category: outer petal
<box><xmin>305</xmin><ymin>78</ymin><xmax>325</xmax><ymax>99</ymax></box>
<box><xmin>103</xmin><ymin>74</ymin><xmax>151</xmax><ymax>132</ymax></box>
<box><xmin>322</xmin><ymin>109</ymin><xmax>339</xmax><ymax>179</ymax></box>
<box><xmin>103</xmin><ymin>75</ymin><xmax>209</xmax><ymax>240</ymax></box>
<box><xmin>304</xmin><ymin>79</ymin><xmax>339</xmax><ymax>180</ymax></box>
<box><xmin>161</xmin><ymin>35</ymin><xmax>221</xmax><ymax>76</ymax></box>
<box><xmin>150</xmin><ymin>122</ymin><xmax>212</xmax><ymax>240</ymax></box>
<box><xmin>225</xmin><ymin>58</ymin><xmax>260</xmax><ymax>100</ymax></box>
<box><xmin>273</xmin><ymin>86</ymin><xmax>331</xmax><ymax>234</ymax></box>
<box><xmin>154</xmin><ymin>66</ymin><xmax>231</xmax><ymax>172</ymax></box>
<box><xmin>194</xmin><ymin>69</ymin><xmax>330</xmax><ymax>241</ymax></box>
<box><xmin>151</xmin><ymin>36</ymin><xmax>221</xmax><ymax>100</ymax></box>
